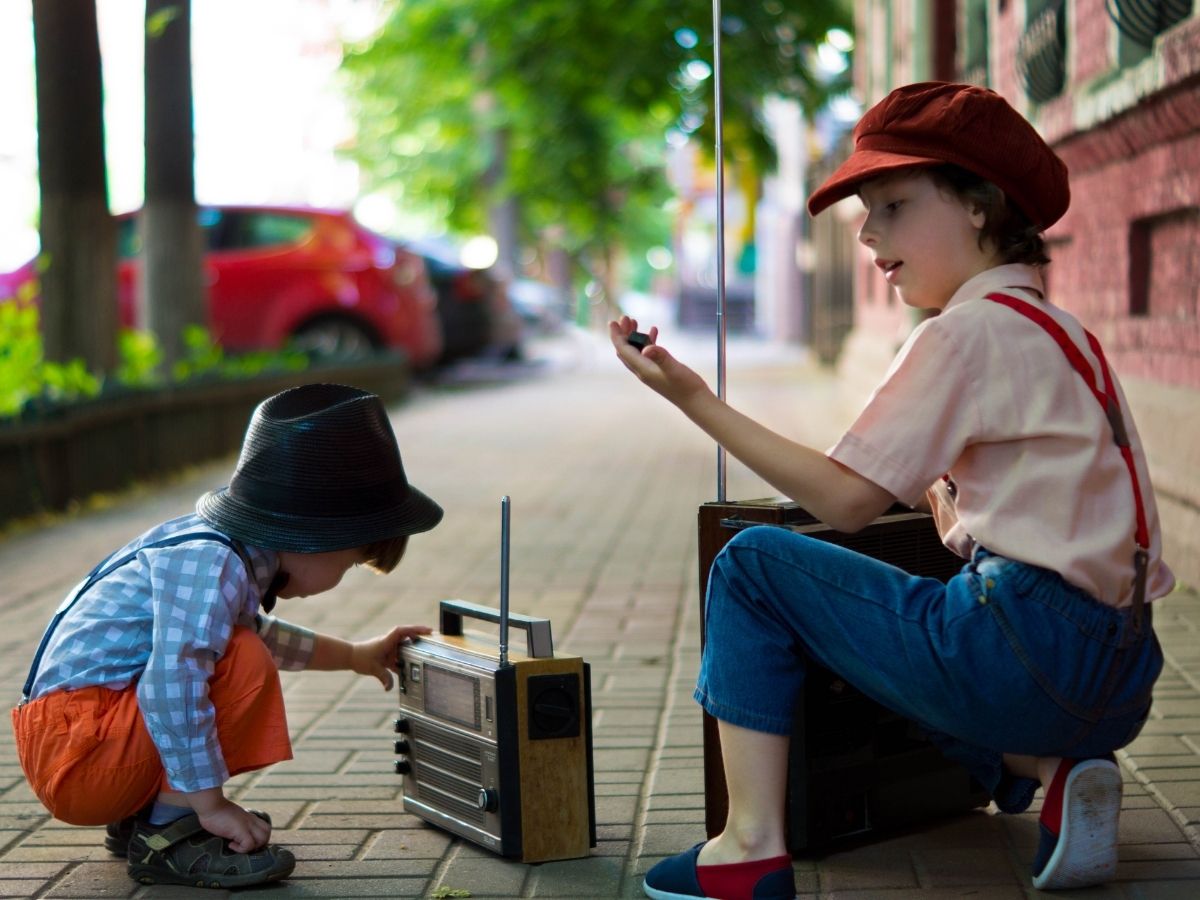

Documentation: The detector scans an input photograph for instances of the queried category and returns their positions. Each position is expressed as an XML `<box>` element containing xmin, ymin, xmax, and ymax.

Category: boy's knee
<box><xmin>716</xmin><ymin>525</ymin><xmax>791</xmax><ymax>571</ymax></box>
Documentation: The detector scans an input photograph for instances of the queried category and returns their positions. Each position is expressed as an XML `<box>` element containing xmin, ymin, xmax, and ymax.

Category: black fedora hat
<box><xmin>197</xmin><ymin>384</ymin><xmax>443</xmax><ymax>552</ymax></box>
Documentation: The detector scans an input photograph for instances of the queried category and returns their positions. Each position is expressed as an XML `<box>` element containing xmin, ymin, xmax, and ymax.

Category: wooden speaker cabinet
<box><xmin>698</xmin><ymin>498</ymin><xmax>990</xmax><ymax>854</ymax></box>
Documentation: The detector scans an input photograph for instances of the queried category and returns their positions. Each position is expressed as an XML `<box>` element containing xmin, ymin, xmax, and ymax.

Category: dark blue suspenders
<box><xmin>20</xmin><ymin>531</ymin><xmax>250</xmax><ymax>703</ymax></box>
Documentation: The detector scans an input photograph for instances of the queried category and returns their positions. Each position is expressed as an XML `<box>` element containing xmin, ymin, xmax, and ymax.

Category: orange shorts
<box><xmin>10</xmin><ymin>625</ymin><xmax>293</xmax><ymax>826</ymax></box>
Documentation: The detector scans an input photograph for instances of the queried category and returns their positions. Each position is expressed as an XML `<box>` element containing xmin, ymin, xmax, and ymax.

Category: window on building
<box><xmin>961</xmin><ymin>0</ymin><xmax>990</xmax><ymax>85</ymax></box>
<box><xmin>1128</xmin><ymin>209</ymin><xmax>1200</xmax><ymax>319</ymax></box>
<box><xmin>1016</xmin><ymin>0</ymin><xmax>1067</xmax><ymax>102</ymax></box>
<box><xmin>1106</xmin><ymin>0</ymin><xmax>1194</xmax><ymax>65</ymax></box>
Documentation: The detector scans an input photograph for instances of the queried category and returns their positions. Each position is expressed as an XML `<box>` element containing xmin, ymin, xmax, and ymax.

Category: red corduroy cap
<box><xmin>807</xmin><ymin>82</ymin><xmax>1070</xmax><ymax>229</ymax></box>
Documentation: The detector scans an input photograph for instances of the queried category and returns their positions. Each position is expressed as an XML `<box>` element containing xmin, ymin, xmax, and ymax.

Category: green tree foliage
<box><xmin>342</xmin><ymin>0</ymin><xmax>849</xmax><ymax>279</ymax></box>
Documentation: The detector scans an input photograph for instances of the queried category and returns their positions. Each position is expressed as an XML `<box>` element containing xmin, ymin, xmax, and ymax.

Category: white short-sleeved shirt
<box><xmin>828</xmin><ymin>264</ymin><xmax>1174</xmax><ymax>609</ymax></box>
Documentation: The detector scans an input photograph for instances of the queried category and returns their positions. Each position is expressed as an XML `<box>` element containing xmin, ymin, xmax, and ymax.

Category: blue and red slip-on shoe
<box><xmin>643</xmin><ymin>841</ymin><xmax>796</xmax><ymax>900</ymax></box>
<box><xmin>1031</xmin><ymin>756</ymin><xmax>1122</xmax><ymax>890</ymax></box>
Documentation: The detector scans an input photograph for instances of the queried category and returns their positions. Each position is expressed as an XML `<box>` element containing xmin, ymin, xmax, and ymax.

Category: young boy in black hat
<box><xmin>11</xmin><ymin>383</ymin><xmax>443</xmax><ymax>889</ymax></box>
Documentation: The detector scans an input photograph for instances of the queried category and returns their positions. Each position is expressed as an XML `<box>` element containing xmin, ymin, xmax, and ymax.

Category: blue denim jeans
<box><xmin>695</xmin><ymin>526</ymin><xmax>1163</xmax><ymax>813</ymax></box>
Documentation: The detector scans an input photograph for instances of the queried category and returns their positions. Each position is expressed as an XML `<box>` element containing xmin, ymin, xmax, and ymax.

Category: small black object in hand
<box><xmin>627</xmin><ymin>331</ymin><xmax>651</xmax><ymax>351</ymax></box>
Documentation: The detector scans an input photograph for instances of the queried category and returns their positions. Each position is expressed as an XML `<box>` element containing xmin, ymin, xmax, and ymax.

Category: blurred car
<box><xmin>402</xmin><ymin>236</ymin><xmax>523</xmax><ymax>363</ymax></box>
<box><xmin>1</xmin><ymin>205</ymin><xmax>444</xmax><ymax>369</ymax></box>
<box><xmin>508</xmin><ymin>278</ymin><xmax>573</xmax><ymax>333</ymax></box>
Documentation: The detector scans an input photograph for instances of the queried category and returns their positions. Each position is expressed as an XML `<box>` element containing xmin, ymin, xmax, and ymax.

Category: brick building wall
<box><xmin>835</xmin><ymin>0</ymin><xmax>1200</xmax><ymax>586</ymax></box>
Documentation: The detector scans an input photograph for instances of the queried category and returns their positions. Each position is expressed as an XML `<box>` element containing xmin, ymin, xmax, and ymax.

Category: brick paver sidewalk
<box><xmin>1</xmin><ymin>329</ymin><xmax>1198</xmax><ymax>898</ymax></box>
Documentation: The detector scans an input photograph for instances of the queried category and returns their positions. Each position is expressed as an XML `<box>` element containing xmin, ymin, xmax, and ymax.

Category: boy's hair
<box><xmin>361</xmin><ymin>534</ymin><xmax>409</xmax><ymax>574</ymax></box>
<box><xmin>928</xmin><ymin>164</ymin><xmax>1051</xmax><ymax>266</ymax></box>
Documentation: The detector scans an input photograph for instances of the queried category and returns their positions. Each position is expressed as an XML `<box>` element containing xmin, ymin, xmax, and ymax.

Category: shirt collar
<box><xmin>242</xmin><ymin>544</ymin><xmax>283</xmax><ymax>613</ymax></box>
<box><xmin>943</xmin><ymin>263</ymin><xmax>1046</xmax><ymax>313</ymax></box>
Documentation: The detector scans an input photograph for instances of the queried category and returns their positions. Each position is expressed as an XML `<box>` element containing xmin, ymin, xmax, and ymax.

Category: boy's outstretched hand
<box><xmin>609</xmin><ymin>316</ymin><xmax>711</xmax><ymax>409</ymax></box>
<box><xmin>350</xmin><ymin>625</ymin><xmax>432</xmax><ymax>690</ymax></box>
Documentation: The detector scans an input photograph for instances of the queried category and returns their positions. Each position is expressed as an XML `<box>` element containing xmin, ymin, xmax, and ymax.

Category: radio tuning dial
<box><xmin>394</xmin><ymin>759</ymin><xmax>411</xmax><ymax>776</ymax></box>
<box><xmin>393</xmin><ymin>717</ymin><xmax>410</xmax><ymax>734</ymax></box>
<box><xmin>393</xmin><ymin>739</ymin><xmax>411</xmax><ymax>755</ymax></box>
<box><xmin>477</xmin><ymin>788</ymin><xmax>499</xmax><ymax>812</ymax></box>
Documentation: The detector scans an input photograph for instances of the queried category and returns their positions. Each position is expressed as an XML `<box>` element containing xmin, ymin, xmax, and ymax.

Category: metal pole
<box><xmin>499</xmin><ymin>495</ymin><xmax>510</xmax><ymax>667</ymax></box>
<box><xmin>712</xmin><ymin>0</ymin><xmax>727</xmax><ymax>502</ymax></box>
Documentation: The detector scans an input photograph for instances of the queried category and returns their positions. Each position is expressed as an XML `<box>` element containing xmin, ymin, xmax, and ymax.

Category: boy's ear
<box><xmin>967</xmin><ymin>201</ymin><xmax>988</xmax><ymax>232</ymax></box>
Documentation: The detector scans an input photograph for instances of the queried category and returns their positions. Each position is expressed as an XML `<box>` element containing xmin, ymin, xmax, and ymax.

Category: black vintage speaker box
<box><xmin>698</xmin><ymin>498</ymin><xmax>990</xmax><ymax>854</ymax></box>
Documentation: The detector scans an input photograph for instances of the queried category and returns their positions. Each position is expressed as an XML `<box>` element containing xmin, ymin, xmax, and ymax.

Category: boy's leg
<box><xmin>122</xmin><ymin>627</ymin><xmax>297</xmax><ymax>887</ymax></box>
<box><xmin>697</xmin><ymin>527</ymin><xmax>1158</xmax><ymax>793</ymax></box>
<box><xmin>11</xmin><ymin>625</ymin><xmax>292</xmax><ymax>828</ymax></box>
<box><xmin>681</xmin><ymin>526</ymin><xmax>1159</xmax><ymax>895</ymax></box>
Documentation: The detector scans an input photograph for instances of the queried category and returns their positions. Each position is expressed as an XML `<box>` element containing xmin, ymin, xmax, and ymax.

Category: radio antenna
<box><xmin>712</xmin><ymin>0</ymin><xmax>728</xmax><ymax>502</ymax></box>
<box><xmin>498</xmin><ymin>495</ymin><xmax>511</xmax><ymax>667</ymax></box>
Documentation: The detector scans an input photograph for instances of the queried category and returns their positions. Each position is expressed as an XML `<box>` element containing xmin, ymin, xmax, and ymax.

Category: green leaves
<box><xmin>342</xmin><ymin>0</ymin><xmax>850</xmax><ymax>282</ymax></box>
<box><xmin>0</xmin><ymin>298</ymin><xmax>100</xmax><ymax>417</ymax></box>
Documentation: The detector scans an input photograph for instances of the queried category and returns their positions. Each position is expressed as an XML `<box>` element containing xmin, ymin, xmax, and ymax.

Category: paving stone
<box><xmin>42</xmin><ymin>860</ymin><xmax>136</xmax><ymax>898</ymax></box>
<box><xmin>526</xmin><ymin>854</ymin><xmax>627</xmax><ymax>896</ymax></box>
<box><xmin>434</xmin><ymin>851</ymin><xmax>528</xmax><ymax>897</ymax></box>
<box><xmin>0</xmin><ymin>881</ymin><xmax>59</xmax><ymax>900</ymax></box>
<box><xmin>910</xmin><ymin>846</ymin><xmax>1020</xmax><ymax>886</ymax></box>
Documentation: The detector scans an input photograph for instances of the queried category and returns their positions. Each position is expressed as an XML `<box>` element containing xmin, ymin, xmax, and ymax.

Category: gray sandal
<box><xmin>107</xmin><ymin>808</ymin><xmax>271</xmax><ymax>857</ymax></box>
<box><xmin>126</xmin><ymin>811</ymin><xmax>294</xmax><ymax>889</ymax></box>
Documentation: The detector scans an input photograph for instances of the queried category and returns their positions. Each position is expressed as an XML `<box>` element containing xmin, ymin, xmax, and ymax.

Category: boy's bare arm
<box><xmin>679</xmin><ymin>388</ymin><xmax>895</xmax><ymax>532</ymax></box>
<box><xmin>307</xmin><ymin>625</ymin><xmax>432</xmax><ymax>689</ymax></box>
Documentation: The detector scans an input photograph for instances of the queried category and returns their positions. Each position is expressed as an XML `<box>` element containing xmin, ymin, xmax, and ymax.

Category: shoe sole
<box><xmin>643</xmin><ymin>881</ymin><xmax>798</xmax><ymax>900</ymax></box>
<box><xmin>128</xmin><ymin>854</ymin><xmax>295</xmax><ymax>889</ymax></box>
<box><xmin>643</xmin><ymin>883</ymin><xmax>700</xmax><ymax>900</ymax></box>
<box><xmin>1032</xmin><ymin>758</ymin><xmax>1122</xmax><ymax>890</ymax></box>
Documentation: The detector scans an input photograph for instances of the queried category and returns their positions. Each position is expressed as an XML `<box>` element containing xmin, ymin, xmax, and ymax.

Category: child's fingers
<box><xmin>376</xmin><ymin>665</ymin><xmax>394</xmax><ymax>691</ymax></box>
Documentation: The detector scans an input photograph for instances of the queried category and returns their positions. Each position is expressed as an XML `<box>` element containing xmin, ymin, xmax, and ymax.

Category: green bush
<box><xmin>0</xmin><ymin>290</ymin><xmax>309</xmax><ymax>421</ymax></box>
<box><xmin>0</xmin><ymin>299</ymin><xmax>101</xmax><ymax>417</ymax></box>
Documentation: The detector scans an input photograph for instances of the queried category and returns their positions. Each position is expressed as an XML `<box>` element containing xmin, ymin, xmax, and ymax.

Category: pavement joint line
<box><xmin>1119</xmin><ymin>743</ymin><xmax>1200</xmax><ymax>855</ymax></box>
<box><xmin>1160</xmin><ymin>641</ymin><xmax>1200</xmax><ymax>697</ymax></box>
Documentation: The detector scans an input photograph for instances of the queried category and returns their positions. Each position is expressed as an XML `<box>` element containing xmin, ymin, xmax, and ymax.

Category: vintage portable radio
<box><xmin>392</xmin><ymin>498</ymin><xmax>596</xmax><ymax>863</ymax></box>
<box><xmin>698</xmin><ymin>498</ymin><xmax>990</xmax><ymax>854</ymax></box>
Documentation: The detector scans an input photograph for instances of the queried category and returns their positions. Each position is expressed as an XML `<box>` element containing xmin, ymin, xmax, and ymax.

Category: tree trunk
<box><xmin>31</xmin><ymin>0</ymin><xmax>118</xmax><ymax>373</ymax></box>
<box><xmin>143</xmin><ymin>0</ymin><xmax>205</xmax><ymax>371</ymax></box>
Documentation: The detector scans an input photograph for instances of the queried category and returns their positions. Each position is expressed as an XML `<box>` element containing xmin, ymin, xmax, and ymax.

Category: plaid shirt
<box><xmin>27</xmin><ymin>513</ymin><xmax>316</xmax><ymax>792</ymax></box>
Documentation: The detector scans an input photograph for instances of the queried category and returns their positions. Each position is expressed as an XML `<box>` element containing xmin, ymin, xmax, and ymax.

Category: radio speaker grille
<box><xmin>408</xmin><ymin>719</ymin><xmax>488</xmax><ymax>826</ymax></box>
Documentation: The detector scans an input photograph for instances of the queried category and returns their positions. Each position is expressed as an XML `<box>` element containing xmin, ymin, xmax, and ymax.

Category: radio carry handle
<box><xmin>438</xmin><ymin>599</ymin><xmax>555</xmax><ymax>659</ymax></box>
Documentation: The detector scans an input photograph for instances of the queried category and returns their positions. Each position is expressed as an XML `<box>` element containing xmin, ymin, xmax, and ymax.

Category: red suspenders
<box><xmin>984</xmin><ymin>292</ymin><xmax>1149</xmax><ymax>625</ymax></box>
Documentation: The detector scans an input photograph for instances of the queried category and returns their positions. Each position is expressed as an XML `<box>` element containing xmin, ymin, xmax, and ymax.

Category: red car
<box><xmin>1</xmin><ymin>205</ymin><xmax>444</xmax><ymax>369</ymax></box>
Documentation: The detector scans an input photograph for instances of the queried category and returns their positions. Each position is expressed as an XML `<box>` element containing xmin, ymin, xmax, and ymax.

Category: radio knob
<box><xmin>476</xmin><ymin>788</ymin><xmax>498</xmax><ymax>812</ymax></box>
<box><xmin>393</xmin><ymin>739</ymin><xmax>411</xmax><ymax>755</ymax></box>
<box><xmin>393</xmin><ymin>717</ymin><xmax>410</xmax><ymax>734</ymax></box>
<box><xmin>394</xmin><ymin>759</ymin><xmax>411</xmax><ymax>776</ymax></box>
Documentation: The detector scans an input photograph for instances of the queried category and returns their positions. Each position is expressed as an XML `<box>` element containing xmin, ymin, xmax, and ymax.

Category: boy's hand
<box><xmin>609</xmin><ymin>316</ymin><xmax>710</xmax><ymax>409</ymax></box>
<box><xmin>351</xmin><ymin>625</ymin><xmax>432</xmax><ymax>690</ymax></box>
<box><xmin>191</xmin><ymin>795</ymin><xmax>272</xmax><ymax>853</ymax></box>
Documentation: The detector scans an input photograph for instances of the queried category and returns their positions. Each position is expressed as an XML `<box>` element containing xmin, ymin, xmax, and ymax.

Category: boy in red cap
<box><xmin>612</xmin><ymin>82</ymin><xmax>1172</xmax><ymax>897</ymax></box>
<box><xmin>11</xmin><ymin>383</ymin><xmax>443</xmax><ymax>889</ymax></box>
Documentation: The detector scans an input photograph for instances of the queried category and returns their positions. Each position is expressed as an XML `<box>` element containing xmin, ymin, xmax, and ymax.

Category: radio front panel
<box><xmin>393</xmin><ymin>629</ymin><xmax>595</xmax><ymax>863</ymax></box>
<box><xmin>397</xmin><ymin>642</ymin><xmax>500</xmax><ymax>741</ymax></box>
